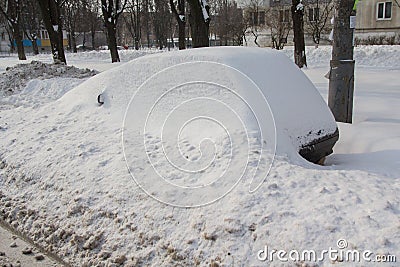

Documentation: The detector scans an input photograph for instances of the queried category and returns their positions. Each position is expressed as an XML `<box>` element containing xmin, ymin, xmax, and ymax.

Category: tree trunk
<box><xmin>37</xmin><ymin>0</ymin><xmax>67</xmax><ymax>64</ymax></box>
<box><xmin>0</xmin><ymin>1</ymin><xmax>26</xmax><ymax>59</ymax></box>
<box><xmin>145</xmin><ymin>0</ymin><xmax>151</xmax><ymax>49</ymax></box>
<box><xmin>55</xmin><ymin>23</ymin><xmax>67</xmax><ymax>63</ymax></box>
<box><xmin>13</xmin><ymin>24</ymin><xmax>26</xmax><ymax>60</ymax></box>
<box><xmin>292</xmin><ymin>0</ymin><xmax>307</xmax><ymax>68</ymax></box>
<box><xmin>187</xmin><ymin>0</ymin><xmax>209</xmax><ymax>48</ymax></box>
<box><xmin>67</xmin><ymin>33</ymin><xmax>72</xmax><ymax>51</ymax></box>
<box><xmin>91</xmin><ymin>24</ymin><xmax>96</xmax><ymax>49</ymax></box>
<box><xmin>101</xmin><ymin>0</ymin><xmax>124</xmax><ymax>62</ymax></box>
<box><xmin>32</xmin><ymin>37</ymin><xmax>39</xmax><ymax>55</ymax></box>
<box><xmin>135</xmin><ymin>1</ymin><xmax>141</xmax><ymax>50</ymax></box>
<box><xmin>170</xmin><ymin>0</ymin><xmax>186</xmax><ymax>50</ymax></box>
<box><xmin>71</xmin><ymin>31</ymin><xmax>77</xmax><ymax>53</ymax></box>
<box><xmin>178</xmin><ymin>19</ymin><xmax>186</xmax><ymax>49</ymax></box>
<box><xmin>106</xmin><ymin>22</ymin><xmax>120</xmax><ymax>62</ymax></box>
<box><xmin>147</xmin><ymin>29</ymin><xmax>151</xmax><ymax>48</ymax></box>
<box><xmin>135</xmin><ymin>37</ymin><xmax>140</xmax><ymax>50</ymax></box>
<box><xmin>145</xmin><ymin>13</ymin><xmax>150</xmax><ymax>48</ymax></box>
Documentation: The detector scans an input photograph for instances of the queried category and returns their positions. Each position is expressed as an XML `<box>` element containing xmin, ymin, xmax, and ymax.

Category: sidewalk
<box><xmin>0</xmin><ymin>224</ymin><xmax>59</xmax><ymax>267</ymax></box>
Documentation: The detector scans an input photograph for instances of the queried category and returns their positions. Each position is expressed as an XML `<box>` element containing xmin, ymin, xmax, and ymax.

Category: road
<box><xmin>0</xmin><ymin>223</ymin><xmax>60</xmax><ymax>267</ymax></box>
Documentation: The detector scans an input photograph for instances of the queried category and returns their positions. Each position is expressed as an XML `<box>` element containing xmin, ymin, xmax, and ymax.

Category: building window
<box><xmin>308</xmin><ymin>7</ymin><xmax>320</xmax><ymax>22</ymax></box>
<box><xmin>40</xmin><ymin>30</ymin><xmax>49</xmax><ymax>39</ymax></box>
<box><xmin>377</xmin><ymin>2</ymin><xmax>392</xmax><ymax>20</ymax></box>
<box><xmin>279</xmin><ymin>9</ymin><xmax>290</xmax><ymax>23</ymax></box>
<box><xmin>250</xmin><ymin>11</ymin><xmax>266</xmax><ymax>26</ymax></box>
<box><xmin>252</xmin><ymin>12</ymin><xmax>258</xmax><ymax>26</ymax></box>
<box><xmin>259</xmin><ymin>11</ymin><xmax>265</xmax><ymax>25</ymax></box>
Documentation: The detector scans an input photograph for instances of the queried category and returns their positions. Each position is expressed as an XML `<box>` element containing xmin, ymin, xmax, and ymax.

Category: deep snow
<box><xmin>0</xmin><ymin>61</ymin><xmax>98</xmax><ymax>110</ymax></box>
<box><xmin>0</xmin><ymin>49</ymin><xmax>164</xmax><ymax>73</ymax></box>
<box><xmin>0</xmin><ymin>46</ymin><xmax>399</xmax><ymax>266</ymax></box>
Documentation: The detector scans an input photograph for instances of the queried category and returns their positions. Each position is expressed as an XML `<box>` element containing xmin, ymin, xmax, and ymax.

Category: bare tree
<box><xmin>229</xmin><ymin>2</ymin><xmax>246</xmax><ymax>45</ymax></box>
<box><xmin>304</xmin><ymin>0</ymin><xmax>334</xmax><ymax>46</ymax></box>
<box><xmin>22</xmin><ymin>0</ymin><xmax>41</xmax><ymax>55</ymax></box>
<box><xmin>187</xmin><ymin>0</ymin><xmax>210</xmax><ymax>47</ymax></box>
<box><xmin>64</xmin><ymin>0</ymin><xmax>80</xmax><ymax>52</ymax></box>
<box><xmin>123</xmin><ymin>0</ymin><xmax>141</xmax><ymax>50</ymax></box>
<box><xmin>153</xmin><ymin>0</ymin><xmax>171</xmax><ymax>49</ymax></box>
<box><xmin>243</xmin><ymin>0</ymin><xmax>265</xmax><ymax>47</ymax></box>
<box><xmin>0</xmin><ymin>0</ymin><xmax>27</xmax><ymax>60</ymax></box>
<box><xmin>170</xmin><ymin>0</ymin><xmax>185</xmax><ymax>49</ymax></box>
<box><xmin>142</xmin><ymin>0</ymin><xmax>152</xmax><ymax>47</ymax></box>
<box><xmin>268</xmin><ymin>7</ymin><xmax>291</xmax><ymax>49</ymax></box>
<box><xmin>101</xmin><ymin>0</ymin><xmax>127</xmax><ymax>62</ymax></box>
<box><xmin>37</xmin><ymin>0</ymin><xmax>67</xmax><ymax>64</ymax></box>
<box><xmin>3</xmin><ymin>19</ymin><xmax>15</xmax><ymax>51</ymax></box>
<box><xmin>212</xmin><ymin>0</ymin><xmax>245</xmax><ymax>46</ymax></box>
<box><xmin>83</xmin><ymin>0</ymin><xmax>101</xmax><ymax>49</ymax></box>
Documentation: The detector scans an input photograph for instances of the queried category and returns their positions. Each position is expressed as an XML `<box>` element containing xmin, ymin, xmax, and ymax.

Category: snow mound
<box><xmin>0</xmin><ymin>47</ymin><xmax>397</xmax><ymax>266</ymax></box>
<box><xmin>281</xmin><ymin>45</ymin><xmax>400</xmax><ymax>69</ymax></box>
<box><xmin>59</xmin><ymin>46</ymin><xmax>336</xmax><ymax>205</ymax></box>
<box><xmin>0</xmin><ymin>78</ymin><xmax>86</xmax><ymax>109</ymax></box>
<box><xmin>0</xmin><ymin>61</ymin><xmax>98</xmax><ymax>97</ymax></box>
<box><xmin>64</xmin><ymin>48</ymin><xmax>165</xmax><ymax>62</ymax></box>
<box><xmin>63</xmin><ymin>47</ymin><xmax>336</xmax><ymax>158</ymax></box>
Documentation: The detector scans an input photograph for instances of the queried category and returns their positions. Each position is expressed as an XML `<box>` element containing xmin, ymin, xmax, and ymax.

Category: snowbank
<box><xmin>61</xmin><ymin>46</ymin><xmax>336</xmax><ymax>206</ymax></box>
<box><xmin>0</xmin><ymin>78</ymin><xmax>86</xmax><ymax>109</ymax></box>
<box><xmin>281</xmin><ymin>45</ymin><xmax>400</xmax><ymax>69</ymax></box>
<box><xmin>0</xmin><ymin>49</ymin><xmax>164</xmax><ymax>74</ymax></box>
<box><xmin>0</xmin><ymin>47</ymin><xmax>398</xmax><ymax>266</ymax></box>
<box><xmin>66</xmin><ymin>48</ymin><xmax>165</xmax><ymax>62</ymax></box>
<box><xmin>0</xmin><ymin>61</ymin><xmax>98</xmax><ymax>109</ymax></box>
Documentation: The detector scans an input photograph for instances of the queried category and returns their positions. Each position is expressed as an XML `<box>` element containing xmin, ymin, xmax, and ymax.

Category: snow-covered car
<box><xmin>87</xmin><ymin>47</ymin><xmax>338</xmax><ymax>164</ymax></box>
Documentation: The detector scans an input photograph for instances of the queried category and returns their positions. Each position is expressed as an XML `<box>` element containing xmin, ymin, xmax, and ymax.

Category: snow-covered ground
<box><xmin>0</xmin><ymin>49</ymin><xmax>165</xmax><ymax>73</ymax></box>
<box><xmin>0</xmin><ymin>46</ymin><xmax>399</xmax><ymax>266</ymax></box>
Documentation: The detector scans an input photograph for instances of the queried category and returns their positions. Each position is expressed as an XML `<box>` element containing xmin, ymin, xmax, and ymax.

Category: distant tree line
<box><xmin>0</xmin><ymin>0</ymin><xmax>333</xmax><ymax>64</ymax></box>
<box><xmin>0</xmin><ymin>0</ymin><xmax>248</xmax><ymax>63</ymax></box>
